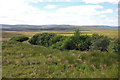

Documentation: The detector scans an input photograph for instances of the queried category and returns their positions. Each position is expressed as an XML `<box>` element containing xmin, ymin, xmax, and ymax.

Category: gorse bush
<box><xmin>90</xmin><ymin>33</ymin><xmax>110</xmax><ymax>51</ymax></box>
<box><xmin>10</xmin><ymin>36</ymin><xmax>29</xmax><ymax>42</ymax></box>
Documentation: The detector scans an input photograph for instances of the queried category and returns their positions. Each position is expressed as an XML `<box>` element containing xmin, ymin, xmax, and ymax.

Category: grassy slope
<box><xmin>2</xmin><ymin>41</ymin><xmax>119</xmax><ymax>78</ymax></box>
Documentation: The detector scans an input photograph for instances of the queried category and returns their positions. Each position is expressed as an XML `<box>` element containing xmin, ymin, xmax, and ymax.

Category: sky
<box><xmin>0</xmin><ymin>0</ymin><xmax>119</xmax><ymax>26</ymax></box>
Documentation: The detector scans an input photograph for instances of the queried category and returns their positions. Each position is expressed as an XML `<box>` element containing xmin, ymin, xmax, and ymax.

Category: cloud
<box><xmin>82</xmin><ymin>0</ymin><xmax>119</xmax><ymax>4</ymax></box>
<box><xmin>30</xmin><ymin>0</ymin><xmax>43</xmax><ymax>3</ymax></box>
<box><xmin>44</xmin><ymin>5</ymin><xmax>56</xmax><ymax>9</ymax></box>
<box><xmin>0</xmin><ymin>0</ymin><xmax>117</xmax><ymax>26</ymax></box>
<box><xmin>0</xmin><ymin>0</ymin><xmax>46</xmax><ymax>24</ymax></box>
<box><xmin>27</xmin><ymin>0</ymin><xmax>119</xmax><ymax>4</ymax></box>
<box><xmin>100</xmin><ymin>15</ymin><xmax>106</xmax><ymax>18</ymax></box>
<box><xmin>29</xmin><ymin>0</ymin><xmax>72</xmax><ymax>3</ymax></box>
<box><xmin>51</xmin><ymin>5</ymin><xmax>117</xmax><ymax>26</ymax></box>
<box><xmin>101</xmin><ymin>9</ymin><xmax>113</xmax><ymax>13</ymax></box>
<box><xmin>56</xmin><ymin>5</ymin><xmax>104</xmax><ymax>16</ymax></box>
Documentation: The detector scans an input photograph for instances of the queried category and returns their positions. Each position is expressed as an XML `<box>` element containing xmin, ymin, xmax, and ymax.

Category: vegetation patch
<box><xmin>10</xmin><ymin>36</ymin><xmax>29</xmax><ymax>42</ymax></box>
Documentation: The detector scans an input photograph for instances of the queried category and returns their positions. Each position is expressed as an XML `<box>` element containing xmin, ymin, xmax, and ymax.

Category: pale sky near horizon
<box><xmin>0</xmin><ymin>0</ymin><xmax>119</xmax><ymax>26</ymax></box>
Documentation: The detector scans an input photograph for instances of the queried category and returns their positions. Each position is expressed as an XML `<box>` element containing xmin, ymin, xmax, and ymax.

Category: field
<box><xmin>1</xmin><ymin>27</ymin><xmax>119</xmax><ymax>78</ymax></box>
<box><xmin>2</xmin><ymin>29</ymin><xmax>118</xmax><ymax>41</ymax></box>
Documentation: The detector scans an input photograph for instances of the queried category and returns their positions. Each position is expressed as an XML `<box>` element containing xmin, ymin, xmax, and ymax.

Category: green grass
<box><xmin>2</xmin><ymin>41</ymin><xmax>119</xmax><ymax>78</ymax></box>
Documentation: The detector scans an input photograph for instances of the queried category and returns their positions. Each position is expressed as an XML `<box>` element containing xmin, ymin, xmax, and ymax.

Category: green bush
<box><xmin>10</xmin><ymin>36</ymin><xmax>29</xmax><ymax>42</ymax></box>
<box><xmin>113</xmin><ymin>38</ymin><xmax>120</xmax><ymax>53</ymax></box>
<box><xmin>49</xmin><ymin>35</ymin><xmax>67</xmax><ymax>46</ymax></box>
<box><xmin>50</xmin><ymin>41</ymin><xmax>64</xmax><ymax>50</ymax></box>
<box><xmin>62</xmin><ymin>38</ymin><xmax>76</xmax><ymax>50</ymax></box>
<box><xmin>75</xmin><ymin>35</ymin><xmax>91</xmax><ymax>50</ymax></box>
<box><xmin>29</xmin><ymin>33</ymin><xmax>56</xmax><ymax>47</ymax></box>
<box><xmin>90</xmin><ymin>33</ymin><xmax>110</xmax><ymax>51</ymax></box>
<box><xmin>62</xmin><ymin>29</ymin><xmax>91</xmax><ymax>51</ymax></box>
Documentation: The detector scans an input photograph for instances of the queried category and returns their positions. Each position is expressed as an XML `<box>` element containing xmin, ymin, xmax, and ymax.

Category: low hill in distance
<box><xmin>1</xmin><ymin>24</ymin><xmax>118</xmax><ymax>31</ymax></box>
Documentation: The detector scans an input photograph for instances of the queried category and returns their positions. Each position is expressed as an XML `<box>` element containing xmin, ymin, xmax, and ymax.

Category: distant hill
<box><xmin>1</xmin><ymin>24</ymin><xmax>118</xmax><ymax>31</ymax></box>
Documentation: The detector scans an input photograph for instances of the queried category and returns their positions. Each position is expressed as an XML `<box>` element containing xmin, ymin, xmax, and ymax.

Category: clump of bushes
<box><xmin>28</xmin><ymin>29</ymin><xmax>118</xmax><ymax>53</ymax></box>
<box><xmin>10</xmin><ymin>36</ymin><xmax>29</xmax><ymax>42</ymax></box>
<box><xmin>28</xmin><ymin>33</ymin><xmax>67</xmax><ymax>47</ymax></box>
<box><xmin>29</xmin><ymin>29</ymin><xmax>91</xmax><ymax>51</ymax></box>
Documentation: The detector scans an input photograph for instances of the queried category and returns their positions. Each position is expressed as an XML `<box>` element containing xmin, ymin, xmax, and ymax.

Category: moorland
<box><xmin>1</xmin><ymin>24</ymin><xmax>119</xmax><ymax>78</ymax></box>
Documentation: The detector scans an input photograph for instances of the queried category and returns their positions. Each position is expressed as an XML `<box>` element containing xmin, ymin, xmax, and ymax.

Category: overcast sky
<box><xmin>0</xmin><ymin>0</ymin><xmax>119</xmax><ymax>26</ymax></box>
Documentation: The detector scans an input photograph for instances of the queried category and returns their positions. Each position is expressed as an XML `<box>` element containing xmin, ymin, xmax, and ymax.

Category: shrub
<box><xmin>29</xmin><ymin>33</ymin><xmax>56</xmax><ymax>47</ymax></box>
<box><xmin>62</xmin><ymin>29</ymin><xmax>91</xmax><ymax>51</ymax></box>
<box><xmin>74</xmin><ymin>35</ymin><xmax>91</xmax><ymax>50</ymax></box>
<box><xmin>113</xmin><ymin>38</ymin><xmax>120</xmax><ymax>53</ymax></box>
<box><xmin>62</xmin><ymin>38</ymin><xmax>76</xmax><ymax>50</ymax></box>
<box><xmin>50</xmin><ymin>41</ymin><xmax>64</xmax><ymax>50</ymax></box>
<box><xmin>90</xmin><ymin>33</ymin><xmax>110</xmax><ymax>51</ymax></box>
<box><xmin>49</xmin><ymin>35</ymin><xmax>67</xmax><ymax>46</ymax></box>
<box><xmin>10</xmin><ymin>36</ymin><xmax>29</xmax><ymax>42</ymax></box>
<box><xmin>107</xmin><ymin>41</ymin><xmax>114</xmax><ymax>53</ymax></box>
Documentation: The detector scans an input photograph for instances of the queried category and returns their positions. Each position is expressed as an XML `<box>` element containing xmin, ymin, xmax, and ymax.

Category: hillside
<box><xmin>2</xmin><ymin>41</ymin><xmax>119</xmax><ymax>78</ymax></box>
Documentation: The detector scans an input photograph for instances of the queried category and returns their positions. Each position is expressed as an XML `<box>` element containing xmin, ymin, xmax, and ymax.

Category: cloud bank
<box><xmin>0</xmin><ymin>0</ymin><xmax>118</xmax><ymax>26</ymax></box>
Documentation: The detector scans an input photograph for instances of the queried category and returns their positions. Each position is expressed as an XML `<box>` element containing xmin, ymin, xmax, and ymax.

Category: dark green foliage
<box><xmin>49</xmin><ymin>35</ymin><xmax>67</xmax><ymax>46</ymax></box>
<box><xmin>62</xmin><ymin>29</ymin><xmax>91</xmax><ymax>50</ymax></box>
<box><xmin>62</xmin><ymin>38</ymin><xmax>76</xmax><ymax>50</ymax></box>
<box><xmin>28</xmin><ymin>33</ymin><xmax>39</xmax><ymax>45</ymax></box>
<box><xmin>74</xmin><ymin>35</ymin><xmax>91</xmax><ymax>50</ymax></box>
<box><xmin>28</xmin><ymin>29</ymin><xmax>113</xmax><ymax>52</ymax></box>
<box><xmin>50</xmin><ymin>41</ymin><xmax>64</xmax><ymax>50</ymax></box>
<box><xmin>29</xmin><ymin>29</ymin><xmax>91</xmax><ymax>51</ymax></box>
<box><xmin>10</xmin><ymin>36</ymin><xmax>29</xmax><ymax>42</ymax></box>
<box><xmin>90</xmin><ymin>33</ymin><xmax>110</xmax><ymax>51</ymax></box>
<box><xmin>113</xmin><ymin>38</ymin><xmax>120</xmax><ymax>53</ymax></box>
<box><xmin>29</xmin><ymin>33</ymin><xmax>56</xmax><ymax>47</ymax></box>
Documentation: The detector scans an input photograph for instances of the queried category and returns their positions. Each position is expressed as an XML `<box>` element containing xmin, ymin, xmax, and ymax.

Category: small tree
<box><xmin>74</xmin><ymin>29</ymin><xmax>81</xmax><ymax>37</ymax></box>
